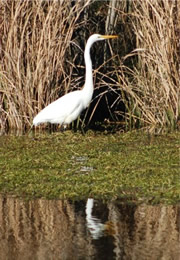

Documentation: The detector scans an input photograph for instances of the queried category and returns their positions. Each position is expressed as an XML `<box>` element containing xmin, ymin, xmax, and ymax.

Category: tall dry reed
<box><xmin>1</xmin><ymin>0</ymin><xmax>179</xmax><ymax>130</ymax></box>
<box><xmin>0</xmin><ymin>0</ymin><xmax>91</xmax><ymax>129</ymax></box>
<box><xmin>116</xmin><ymin>0</ymin><xmax>180</xmax><ymax>127</ymax></box>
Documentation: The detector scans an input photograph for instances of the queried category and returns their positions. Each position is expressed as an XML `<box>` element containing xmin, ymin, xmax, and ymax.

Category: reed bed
<box><xmin>0</xmin><ymin>0</ymin><xmax>179</xmax><ymax>130</ymax></box>
<box><xmin>116</xmin><ymin>0</ymin><xmax>180</xmax><ymax>127</ymax></box>
<box><xmin>0</xmin><ymin>0</ymin><xmax>91</xmax><ymax>129</ymax></box>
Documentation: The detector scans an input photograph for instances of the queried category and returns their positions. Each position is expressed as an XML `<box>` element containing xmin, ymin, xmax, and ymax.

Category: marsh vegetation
<box><xmin>0</xmin><ymin>0</ymin><xmax>179</xmax><ymax>130</ymax></box>
<box><xmin>0</xmin><ymin>4</ymin><xmax>179</xmax><ymax>258</ymax></box>
<box><xmin>0</xmin><ymin>130</ymin><xmax>179</xmax><ymax>203</ymax></box>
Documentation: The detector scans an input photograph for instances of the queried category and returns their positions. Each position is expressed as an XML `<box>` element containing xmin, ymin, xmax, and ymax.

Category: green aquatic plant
<box><xmin>0</xmin><ymin>130</ymin><xmax>179</xmax><ymax>204</ymax></box>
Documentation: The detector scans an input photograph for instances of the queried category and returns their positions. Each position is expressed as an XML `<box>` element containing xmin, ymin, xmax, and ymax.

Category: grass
<box><xmin>0</xmin><ymin>130</ymin><xmax>179</xmax><ymax>204</ymax></box>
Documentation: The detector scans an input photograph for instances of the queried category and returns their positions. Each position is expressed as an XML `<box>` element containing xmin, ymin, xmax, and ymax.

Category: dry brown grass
<box><xmin>0</xmin><ymin>0</ymin><xmax>91</xmax><ymax>129</ymax></box>
<box><xmin>116</xmin><ymin>0</ymin><xmax>180</xmax><ymax>127</ymax></box>
<box><xmin>0</xmin><ymin>0</ymin><xmax>179</xmax><ymax>130</ymax></box>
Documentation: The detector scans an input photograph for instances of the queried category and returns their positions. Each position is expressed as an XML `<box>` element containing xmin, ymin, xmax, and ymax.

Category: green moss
<box><xmin>0</xmin><ymin>130</ymin><xmax>179</xmax><ymax>203</ymax></box>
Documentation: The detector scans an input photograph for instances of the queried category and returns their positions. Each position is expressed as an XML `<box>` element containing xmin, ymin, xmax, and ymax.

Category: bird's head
<box><xmin>88</xmin><ymin>34</ymin><xmax>118</xmax><ymax>44</ymax></box>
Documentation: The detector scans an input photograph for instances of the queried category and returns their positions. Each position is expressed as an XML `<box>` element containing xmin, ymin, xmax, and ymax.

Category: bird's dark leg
<box><xmin>59</xmin><ymin>124</ymin><xmax>66</xmax><ymax>132</ymax></box>
<box><xmin>80</xmin><ymin>125</ymin><xmax>86</xmax><ymax>135</ymax></box>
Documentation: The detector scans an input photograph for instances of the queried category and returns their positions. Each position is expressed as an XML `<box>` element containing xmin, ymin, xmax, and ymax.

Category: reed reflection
<box><xmin>0</xmin><ymin>196</ymin><xmax>179</xmax><ymax>260</ymax></box>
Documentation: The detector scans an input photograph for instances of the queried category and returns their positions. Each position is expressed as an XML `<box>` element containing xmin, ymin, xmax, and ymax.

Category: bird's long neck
<box><xmin>82</xmin><ymin>40</ymin><xmax>93</xmax><ymax>101</ymax></box>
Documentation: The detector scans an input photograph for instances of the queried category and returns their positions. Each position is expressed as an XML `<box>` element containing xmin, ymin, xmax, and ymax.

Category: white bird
<box><xmin>33</xmin><ymin>34</ymin><xmax>118</xmax><ymax>127</ymax></box>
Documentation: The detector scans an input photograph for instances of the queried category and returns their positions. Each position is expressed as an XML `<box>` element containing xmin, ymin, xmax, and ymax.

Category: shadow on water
<box><xmin>0</xmin><ymin>195</ymin><xmax>179</xmax><ymax>260</ymax></box>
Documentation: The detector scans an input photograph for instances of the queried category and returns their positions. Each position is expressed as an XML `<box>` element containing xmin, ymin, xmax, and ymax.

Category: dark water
<box><xmin>0</xmin><ymin>196</ymin><xmax>179</xmax><ymax>260</ymax></box>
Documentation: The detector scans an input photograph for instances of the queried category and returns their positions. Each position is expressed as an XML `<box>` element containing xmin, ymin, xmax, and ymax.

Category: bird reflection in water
<box><xmin>85</xmin><ymin>198</ymin><xmax>115</xmax><ymax>240</ymax></box>
<box><xmin>85</xmin><ymin>198</ymin><xmax>105</xmax><ymax>239</ymax></box>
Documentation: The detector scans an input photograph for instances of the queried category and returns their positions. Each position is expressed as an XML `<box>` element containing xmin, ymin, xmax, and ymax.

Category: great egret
<box><xmin>33</xmin><ymin>34</ymin><xmax>118</xmax><ymax>127</ymax></box>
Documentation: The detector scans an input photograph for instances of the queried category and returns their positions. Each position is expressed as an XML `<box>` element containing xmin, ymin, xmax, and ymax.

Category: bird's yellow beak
<box><xmin>100</xmin><ymin>35</ymin><xmax>118</xmax><ymax>39</ymax></box>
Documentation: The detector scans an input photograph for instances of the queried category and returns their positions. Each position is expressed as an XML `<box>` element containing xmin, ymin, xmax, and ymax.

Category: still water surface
<box><xmin>0</xmin><ymin>196</ymin><xmax>179</xmax><ymax>260</ymax></box>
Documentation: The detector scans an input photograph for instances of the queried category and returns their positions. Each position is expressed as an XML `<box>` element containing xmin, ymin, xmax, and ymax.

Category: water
<box><xmin>0</xmin><ymin>195</ymin><xmax>179</xmax><ymax>260</ymax></box>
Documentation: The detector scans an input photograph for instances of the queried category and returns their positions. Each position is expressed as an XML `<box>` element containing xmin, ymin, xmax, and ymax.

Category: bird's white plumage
<box><xmin>33</xmin><ymin>91</ymin><xmax>84</xmax><ymax>125</ymax></box>
<box><xmin>33</xmin><ymin>34</ymin><xmax>118</xmax><ymax>127</ymax></box>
